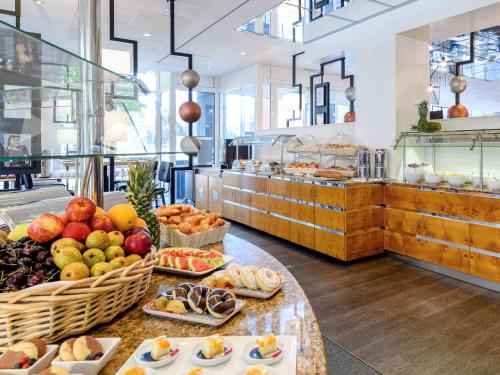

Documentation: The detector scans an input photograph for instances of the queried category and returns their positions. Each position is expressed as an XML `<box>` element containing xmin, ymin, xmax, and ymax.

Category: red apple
<box><xmin>65</xmin><ymin>198</ymin><xmax>96</xmax><ymax>222</ymax></box>
<box><xmin>124</xmin><ymin>231</ymin><xmax>152</xmax><ymax>257</ymax></box>
<box><xmin>89</xmin><ymin>213</ymin><xmax>114</xmax><ymax>232</ymax></box>
<box><xmin>62</xmin><ymin>221</ymin><xmax>91</xmax><ymax>243</ymax></box>
<box><xmin>58</xmin><ymin>212</ymin><xmax>69</xmax><ymax>226</ymax></box>
<box><xmin>125</xmin><ymin>227</ymin><xmax>152</xmax><ymax>238</ymax></box>
<box><xmin>28</xmin><ymin>214</ymin><xmax>64</xmax><ymax>243</ymax></box>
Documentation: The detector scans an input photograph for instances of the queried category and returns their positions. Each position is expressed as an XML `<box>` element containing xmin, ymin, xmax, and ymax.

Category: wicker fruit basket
<box><xmin>0</xmin><ymin>254</ymin><xmax>155</xmax><ymax>349</ymax></box>
<box><xmin>160</xmin><ymin>222</ymin><xmax>230</xmax><ymax>248</ymax></box>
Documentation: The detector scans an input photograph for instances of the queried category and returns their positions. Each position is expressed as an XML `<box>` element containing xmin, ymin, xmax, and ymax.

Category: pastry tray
<box><xmin>116</xmin><ymin>336</ymin><xmax>298</xmax><ymax>375</ymax></box>
<box><xmin>154</xmin><ymin>255</ymin><xmax>234</xmax><ymax>276</ymax></box>
<box><xmin>215</xmin><ymin>274</ymin><xmax>284</xmax><ymax>300</ymax></box>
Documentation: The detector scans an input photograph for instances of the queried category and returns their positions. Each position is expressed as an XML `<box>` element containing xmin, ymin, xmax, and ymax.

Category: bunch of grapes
<box><xmin>0</xmin><ymin>237</ymin><xmax>59</xmax><ymax>293</ymax></box>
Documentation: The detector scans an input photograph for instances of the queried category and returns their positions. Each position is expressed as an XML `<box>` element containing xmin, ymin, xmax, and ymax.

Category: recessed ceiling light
<box><xmin>143</xmin><ymin>33</ymin><xmax>151</xmax><ymax>37</ymax></box>
<box><xmin>240</xmin><ymin>51</ymin><xmax>246</xmax><ymax>56</ymax></box>
<box><xmin>35</xmin><ymin>0</ymin><xmax>44</xmax><ymax>5</ymax></box>
<box><xmin>207</xmin><ymin>67</ymin><xmax>211</xmax><ymax>70</ymax></box>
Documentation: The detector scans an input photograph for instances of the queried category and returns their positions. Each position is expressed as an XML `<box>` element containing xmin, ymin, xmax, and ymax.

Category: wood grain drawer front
<box><xmin>315</xmin><ymin>185</ymin><xmax>345</xmax><ymax>208</ymax></box>
<box><xmin>208</xmin><ymin>176</ymin><xmax>222</xmax><ymax>213</ymax></box>
<box><xmin>288</xmin><ymin>181</ymin><xmax>315</xmax><ymax>202</ymax></box>
<box><xmin>268</xmin><ymin>196</ymin><xmax>291</xmax><ymax>217</ymax></box>
<box><xmin>236</xmin><ymin>205</ymin><xmax>251</xmax><ymax>226</ymax></box>
<box><xmin>384</xmin><ymin>208</ymin><xmax>469</xmax><ymax>246</ymax></box>
<box><xmin>470</xmin><ymin>195</ymin><xmax>500</xmax><ymax>224</ymax></box>
<box><xmin>290</xmin><ymin>222</ymin><xmax>314</xmax><ymax>249</ymax></box>
<box><xmin>222</xmin><ymin>173</ymin><xmax>241</xmax><ymax>188</ymax></box>
<box><xmin>345</xmin><ymin>207</ymin><xmax>384</xmax><ymax>232</ymax></box>
<box><xmin>385</xmin><ymin>185</ymin><xmax>471</xmax><ymax>219</ymax></box>
<box><xmin>222</xmin><ymin>201</ymin><xmax>236</xmax><ymax>221</ymax></box>
<box><xmin>470</xmin><ymin>224</ymin><xmax>500</xmax><ymax>254</ymax></box>
<box><xmin>384</xmin><ymin>230</ymin><xmax>469</xmax><ymax>274</ymax></box>
<box><xmin>469</xmin><ymin>251</ymin><xmax>500</xmax><ymax>282</ymax></box>
<box><xmin>345</xmin><ymin>230</ymin><xmax>384</xmax><ymax>261</ymax></box>
<box><xmin>268</xmin><ymin>215</ymin><xmax>290</xmax><ymax>240</ymax></box>
<box><xmin>239</xmin><ymin>191</ymin><xmax>251</xmax><ymax>207</ymax></box>
<box><xmin>243</xmin><ymin>175</ymin><xmax>269</xmax><ymax>194</ymax></box>
<box><xmin>315</xmin><ymin>206</ymin><xmax>345</xmax><ymax>232</ymax></box>
<box><xmin>250</xmin><ymin>193</ymin><xmax>269</xmax><ymax>211</ymax></box>
<box><xmin>314</xmin><ymin>228</ymin><xmax>346</xmax><ymax>260</ymax></box>
<box><xmin>345</xmin><ymin>185</ymin><xmax>384</xmax><ymax>210</ymax></box>
<box><xmin>289</xmin><ymin>201</ymin><xmax>314</xmax><ymax>224</ymax></box>
<box><xmin>250</xmin><ymin>210</ymin><xmax>268</xmax><ymax>232</ymax></box>
<box><xmin>222</xmin><ymin>187</ymin><xmax>239</xmax><ymax>203</ymax></box>
<box><xmin>269</xmin><ymin>179</ymin><xmax>289</xmax><ymax>197</ymax></box>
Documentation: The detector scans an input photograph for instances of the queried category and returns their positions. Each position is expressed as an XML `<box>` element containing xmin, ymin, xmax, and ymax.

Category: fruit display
<box><xmin>156</xmin><ymin>205</ymin><xmax>225</xmax><ymax>235</ymax></box>
<box><xmin>0</xmin><ymin>197</ymin><xmax>153</xmax><ymax>292</ymax></box>
<box><xmin>58</xmin><ymin>335</ymin><xmax>104</xmax><ymax>361</ymax></box>
<box><xmin>155</xmin><ymin>248</ymin><xmax>226</xmax><ymax>273</ymax></box>
<box><xmin>0</xmin><ymin>337</ymin><xmax>47</xmax><ymax>369</ymax></box>
<box><xmin>126</xmin><ymin>161</ymin><xmax>161</xmax><ymax>249</ymax></box>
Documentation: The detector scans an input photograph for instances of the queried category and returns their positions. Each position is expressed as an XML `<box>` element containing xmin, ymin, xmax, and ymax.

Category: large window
<box><xmin>221</xmin><ymin>84</ymin><xmax>256</xmax><ymax>139</ymax></box>
<box><xmin>276</xmin><ymin>86</ymin><xmax>310</xmax><ymax>128</ymax></box>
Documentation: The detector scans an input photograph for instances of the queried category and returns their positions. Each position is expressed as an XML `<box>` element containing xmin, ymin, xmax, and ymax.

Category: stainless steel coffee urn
<box><xmin>374</xmin><ymin>149</ymin><xmax>387</xmax><ymax>178</ymax></box>
<box><xmin>357</xmin><ymin>148</ymin><xmax>371</xmax><ymax>178</ymax></box>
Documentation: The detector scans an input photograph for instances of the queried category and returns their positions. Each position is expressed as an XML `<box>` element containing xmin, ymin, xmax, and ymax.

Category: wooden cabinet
<box><xmin>345</xmin><ymin>230</ymin><xmax>384</xmax><ymax>261</ymax></box>
<box><xmin>269</xmin><ymin>178</ymin><xmax>289</xmax><ymax>197</ymax></box>
<box><xmin>315</xmin><ymin>228</ymin><xmax>345</xmax><ymax>260</ymax></box>
<box><xmin>288</xmin><ymin>181</ymin><xmax>315</xmax><ymax>202</ymax></box>
<box><xmin>250</xmin><ymin>210</ymin><xmax>268</xmax><ymax>232</ymax></box>
<box><xmin>469</xmin><ymin>251</ymin><xmax>500</xmax><ymax>282</ymax></box>
<box><xmin>289</xmin><ymin>201</ymin><xmax>314</xmax><ymax>224</ymax></box>
<box><xmin>268</xmin><ymin>196</ymin><xmax>290</xmax><ymax>217</ymax></box>
<box><xmin>268</xmin><ymin>214</ymin><xmax>290</xmax><ymax>240</ymax></box>
<box><xmin>315</xmin><ymin>185</ymin><xmax>345</xmax><ymax>208</ymax></box>
<box><xmin>222</xmin><ymin>172</ymin><xmax>241</xmax><ymax>189</ymax></box>
<box><xmin>250</xmin><ymin>192</ymin><xmax>268</xmax><ymax>211</ymax></box>
<box><xmin>290</xmin><ymin>222</ymin><xmax>315</xmax><ymax>249</ymax></box>
<box><xmin>470</xmin><ymin>195</ymin><xmax>500</xmax><ymax>224</ymax></box>
<box><xmin>470</xmin><ymin>224</ymin><xmax>500</xmax><ymax>254</ymax></box>
<box><xmin>345</xmin><ymin>207</ymin><xmax>384</xmax><ymax>233</ymax></box>
<box><xmin>208</xmin><ymin>176</ymin><xmax>222</xmax><ymax>213</ymax></box>
<box><xmin>315</xmin><ymin>206</ymin><xmax>344</xmax><ymax>232</ymax></box>
<box><xmin>195</xmin><ymin>174</ymin><xmax>208</xmax><ymax>210</ymax></box>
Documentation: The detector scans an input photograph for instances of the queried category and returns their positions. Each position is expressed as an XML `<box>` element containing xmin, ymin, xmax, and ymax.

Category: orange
<box><xmin>107</xmin><ymin>204</ymin><xmax>138</xmax><ymax>232</ymax></box>
<box><xmin>135</xmin><ymin>218</ymin><xmax>148</xmax><ymax>228</ymax></box>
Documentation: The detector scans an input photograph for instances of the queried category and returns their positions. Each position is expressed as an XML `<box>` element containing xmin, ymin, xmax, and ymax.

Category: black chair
<box><xmin>154</xmin><ymin>161</ymin><xmax>173</xmax><ymax>207</ymax></box>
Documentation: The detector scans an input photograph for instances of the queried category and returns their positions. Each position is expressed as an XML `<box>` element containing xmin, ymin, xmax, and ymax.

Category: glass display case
<box><xmin>393</xmin><ymin>130</ymin><xmax>500</xmax><ymax>190</ymax></box>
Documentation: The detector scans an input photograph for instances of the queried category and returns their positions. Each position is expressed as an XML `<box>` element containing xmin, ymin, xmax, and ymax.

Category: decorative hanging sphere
<box><xmin>181</xmin><ymin>69</ymin><xmax>200</xmax><ymax>89</ymax></box>
<box><xmin>345</xmin><ymin>86</ymin><xmax>356</xmax><ymax>102</ymax></box>
<box><xmin>179</xmin><ymin>101</ymin><xmax>201</xmax><ymax>123</ymax></box>
<box><xmin>180</xmin><ymin>136</ymin><xmax>201</xmax><ymax>155</ymax></box>
<box><xmin>344</xmin><ymin>111</ymin><xmax>356</xmax><ymax>123</ymax></box>
<box><xmin>448</xmin><ymin>104</ymin><xmax>469</xmax><ymax>118</ymax></box>
<box><xmin>450</xmin><ymin>76</ymin><xmax>467</xmax><ymax>94</ymax></box>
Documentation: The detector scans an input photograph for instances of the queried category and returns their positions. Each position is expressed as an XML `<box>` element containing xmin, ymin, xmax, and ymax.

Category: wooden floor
<box><xmin>229</xmin><ymin>223</ymin><xmax>500</xmax><ymax>375</ymax></box>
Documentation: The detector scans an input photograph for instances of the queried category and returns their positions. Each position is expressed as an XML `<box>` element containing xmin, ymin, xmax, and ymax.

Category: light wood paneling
<box><xmin>268</xmin><ymin>215</ymin><xmax>290</xmax><ymax>240</ymax></box>
<box><xmin>208</xmin><ymin>176</ymin><xmax>222</xmax><ymax>213</ymax></box>
<box><xmin>345</xmin><ymin>229</ymin><xmax>384</xmax><ymax>261</ymax></box>
<box><xmin>250</xmin><ymin>193</ymin><xmax>269</xmax><ymax>211</ymax></box>
<box><xmin>315</xmin><ymin>206</ymin><xmax>345</xmax><ymax>232</ymax></box>
<box><xmin>314</xmin><ymin>228</ymin><xmax>345</xmax><ymax>260</ymax></box>
<box><xmin>250</xmin><ymin>210</ymin><xmax>268</xmax><ymax>232</ymax></box>
<box><xmin>470</xmin><ymin>224</ymin><xmax>500</xmax><ymax>254</ymax></box>
<box><xmin>223</xmin><ymin>201</ymin><xmax>236</xmax><ymax>221</ymax></box>
<box><xmin>289</xmin><ymin>181</ymin><xmax>315</xmax><ymax>202</ymax></box>
<box><xmin>269</xmin><ymin>178</ymin><xmax>289</xmax><ymax>197</ymax></box>
<box><xmin>268</xmin><ymin>196</ymin><xmax>291</xmax><ymax>217</ymax></box>
<box><xmin>222</xmin><ymin>172</ymin><xmax>241</xmax><ymax>188</ymax></box>
<box><xmin>239</xmin><ymin>190</ymin><xmax>251</xmax><ymax>207</ymax></box>
<box><xmin>469</xmin><ymin>251</ymin><xmax>500</xmax><ymax>282</ymax></box>
<box><xmin>315</xmin><ymin>185</ymin><xmax>345</xmax><ymax>208</ymax></box>
<box><xmin>384</xmin><ymin>207</ymin><xmax>420</xmax><ymax>234</ymax></box>
<box><xmin>290</xmin><ymin>222</ymin><xmax>315</xmax><ymax>249</ymax></box>
<box><xmin>289</xmin><ymin>201</ymin><xmax>314</xmax><ymax>224</ymax></box>
<box><xmin>195</xmin><ymin>174</ymin><xmax>208</xmax><ymax>210</ymax></box>
<box><xmin>222</xmin><ymin>187</ymin><xmax>239</xmax><ymax>204</ymax></box>
<box><xmin>470</xmin><ymin>195</ymin><xmax>500</xmax><ymax>224</ymax></box>
<box><xmin>345</xmin><ymin>207</ymin><xmax>384</xmax><ymax>233</ymax></box>
<box><xmin>236</xmin><ymin>205</ymin><xmax>251</xmax><ymax>226</ymax></box>
<box><xmin>345</xmin><ymin>185</ymin><xmax>384</xmax><ymax>210</ymax></box>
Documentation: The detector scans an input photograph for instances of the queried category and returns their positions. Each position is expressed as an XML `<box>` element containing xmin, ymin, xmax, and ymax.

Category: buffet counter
<box><xmin>90</xmin><ymin>234</ymin><xmax>327</xmax><ymax>374</ymax></box>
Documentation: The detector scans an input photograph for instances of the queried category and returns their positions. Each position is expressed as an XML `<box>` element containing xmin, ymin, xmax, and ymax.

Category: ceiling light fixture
<box><xmin>35</xmin><ymin>0</ymin><xmax>44</xmax><ymax>5</ymax></box>
<box><xmin>439</xmin><ymin>56</ymin><xmax>448</xmax><ymax>69</ymax></box>
<box><xmin>240</xmin><ymin>51</ymin><xmax>246</xmax><ymax>56</ymax></box>
<box><xmin>143</xmin><ymin>33</ymin><xmax>151</xmax><ymax>37</ymax></box>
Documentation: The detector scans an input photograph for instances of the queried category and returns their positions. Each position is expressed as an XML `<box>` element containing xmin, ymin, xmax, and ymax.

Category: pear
<box><xmin>126</xmin><ymin>254</ymin><xmax>142</xmax><ymax>264</ymax></box>
<box><xmin>90</xmin><ymin>262</ymin><xmax>113</xmax><ymax>277</ymax></box>
<box><xmin>85</xmin><ymin>230</ymin><xmax>110</xmax><ymax>250</ymax></box>
<box><xmin>60</xmin><ymin>262</ymin><xmax>89</xmax><ymax>281</ymax></box>
<box><xmin>82</xmin><ymin>248</ymin><xmax>106</xmax><ymax>268</ymax></box>
<box><xmin>104</xmin><ymin>245</ymin><xmax>125</xmax><ymax>261</ymax></box>
<box><xmin>109</xmin><ymin>256</ymin><xmax>130</xmax><ymax>270</ymax></box>
<box><xmin>54</xmin><ymin>247</ymin><xmax>82</xmax><ymax>269</ymax></box>
<box><xmin>51</xmin><ymin>238</ymin><xmax>85</xmax><ymax>257</ymax></box>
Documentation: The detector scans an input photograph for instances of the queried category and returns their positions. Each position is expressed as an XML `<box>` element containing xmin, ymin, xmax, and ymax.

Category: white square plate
<box><xmin>0</xmin><ymin>344</ymin><xmax>58</xmax><ymax>375</ymax></box>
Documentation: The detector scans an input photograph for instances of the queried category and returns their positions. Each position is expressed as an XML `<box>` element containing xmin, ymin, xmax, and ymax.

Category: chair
<box><xmin>154</xmin><ymin>161</ymin><xmax>173</xmax><ymax>207</ymax></box>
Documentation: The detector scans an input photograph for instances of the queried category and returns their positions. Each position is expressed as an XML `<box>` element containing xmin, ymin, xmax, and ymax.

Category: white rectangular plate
<box><xmin>0</xmin><ymin>345</ymin><xmax>58</xmax><ymax>375</ymax></box>
<box><xmin>154</xmin><ymin>255</ymin><xmax>234</xmax><ymax>276</ymax></box>
<box><xmin>143</xmin><ymin>299</ymin><xmax>245</xmax><ymax>327</ymax></box>
<box><xmin>116</xmin><ymin>335</ymin><xmax>297</xmax><ymax>375</ymax></box>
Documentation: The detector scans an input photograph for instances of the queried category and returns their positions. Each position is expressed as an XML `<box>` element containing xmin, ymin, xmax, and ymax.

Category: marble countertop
<box><xmin>88</xmin><ymin>234</ymin><xmax>327</xmax><ymax>374</ymax></box>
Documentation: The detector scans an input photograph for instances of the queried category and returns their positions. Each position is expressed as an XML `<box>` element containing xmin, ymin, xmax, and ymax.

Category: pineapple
<box><xmin>411</xmin><ymin>100</ymin><xmax>441</xmax><ymax>133</ymax></box>
<box><xmin>126</xmin><ymin>161</ymin><xmax>160</xmax><ymax>248</ymax></box>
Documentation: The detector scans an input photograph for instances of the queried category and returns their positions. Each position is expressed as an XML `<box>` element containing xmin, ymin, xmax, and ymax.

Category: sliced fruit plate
<box><xmin>154</xmin><ymin>247</ymin><xmax>233</xmax><ymax>276</ymax></box>
<box><xmin>142</xmin><ymin>299</ymin><xmax>245</xmax><ymax>327</ymax></box>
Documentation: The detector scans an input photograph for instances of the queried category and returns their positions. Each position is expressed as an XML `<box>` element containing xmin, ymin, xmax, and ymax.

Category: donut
<box><xmin>225</xmin><ymin>266</ymin><xmax>244</xmax><ymax>288</ymax></box>
<box><xmin>206</xmin><ymin>289</ymin><xmax>236</xmax><ymax>318</ymax></box>
<box><xmin>256</xmin><ymin>268</ymin><xmax>281</xmax><ymax>292</ymax></box>
<box><xmin>173</xmin><ymin>282</ymin><xmax>194</xmax><ymax>309</ymax></box>
<box><xmin>187</xmin><ymin>285</ymin><xmax>211</xmax><ymax>314</ymax></box>
<box><xmin>239</xmin><ymin>266</ymin><xmax>258</xmax><ymax>289</ymax></box>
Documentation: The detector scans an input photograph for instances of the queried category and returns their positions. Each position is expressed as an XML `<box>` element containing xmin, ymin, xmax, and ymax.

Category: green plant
<box><xmin>411</xmin><ymin>100</ymin><xmax>441</xmax><ymax>133</ymax></box>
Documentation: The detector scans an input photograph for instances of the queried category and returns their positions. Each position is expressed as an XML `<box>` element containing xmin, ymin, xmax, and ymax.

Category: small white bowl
<box><xmin>0</xmin><ymin>345</ymin><xmax>58</xmax><ymax>375</ymax></box>
<box><xmin>191</xmin><ymin>341</ymin><xmax>233</xmax><ymax>367</ymax></box>
<box><xmin>243</xmin><ymin>341</ymin><xmax>284</xmax><ymax>366</ymax></box>
<box><xmin>488</xmin><ymin>178</ymin><xmax>500</xmax><ymax>191</ymax></box>
<box><xmin>447</xmin><ymin>175</ymin><xmax>466</xmax><ymax>187</ymax></box>
<box><xmin>51</xmin><ymin>338</ymin><xmax>121</xmax><ymax>375</ymax></box>
<box><xmin>424</xmin><ymin>173</ymin><xmax>442</xmax><ymax>185</ymax></box>
<box><xmin>404</xmin><ymin>167</ymin><xmax>423</xmax><ymax>183</ymax></box>
<box><xmin>134</xmin><ymin>342</ymin><xmax>179</xmax><ymax>369</ymax></box>
<box><xmin>236</xmin><ymin>365</ymin><xmax>275</xmax><ymax>375</ymax></box>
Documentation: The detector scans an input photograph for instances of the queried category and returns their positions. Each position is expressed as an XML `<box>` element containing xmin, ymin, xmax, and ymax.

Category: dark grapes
<box><xmin>17</xmin><ymin>237</ymin><xmax>31</xmax><ymax>245</ymax></box>
<box><xmin>6</xmin><ymin>274</ymin><xmax>25</xmax><ymax>287</ymax></box>
<box><xmin>35</xmin><ymin>269</ymin><xmax>46</xmax><ymax>277</ymax></box>
<box><xmin>27</xmin><ymin>275</ymin><xmax>44</xmax><ymax>287</ymax></box>
<box><xmin>16</xmin><ymin>266</ymin><xmax>30</xmax><ymax>276</ymax></box>
<box><xmin>17</xmin><ymin>258</ymin><xmax>33</xmax><ymax>268</ymax></box>
<box><xmin>44</xmin><ymin>257</ymin><xmax>55</xmax><ymax>269</ymax></box>
<box><xmin>36</xmin><ymin>251</ymin><xmax>49</xmax><ymax>263</ymax></box>
<box><xmin>34</xmin><ymin>263</ymin><xmax>44</xmax><ymax>271</ymax></box>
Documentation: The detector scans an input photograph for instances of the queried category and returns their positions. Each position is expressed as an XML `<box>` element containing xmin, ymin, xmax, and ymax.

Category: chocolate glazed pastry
<box><xmin>206</xmin><ymin>289</ymin><xmax>236</xmax><ymax>319</ymax></box>
<box><xmin>187</xmin><ymin>285</ymin><xmax>211</xmax><ymax>314</ymax></box>
<box><xmin>173</xmin><ymin>282</ymin><xmax>194</xmax><ymax>309</ymax></box>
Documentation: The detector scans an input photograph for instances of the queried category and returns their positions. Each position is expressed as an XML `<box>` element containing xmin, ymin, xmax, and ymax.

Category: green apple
<box><xmin>54</xmin><ymin>247</ymin><xmax>83</xmax><ymax>269</ymax></box>
<box><xmin>108</xmin><ymin>230</ymin><xmax>125</xmax><ymax>247</ymax></box>
<box><xmin>82</xmin><ymin>248</ymin><xmax>106</xmax><ymax>268</ymax></box>
<box><xmin>90</xmin><ymin>262</ymin><xmax>113</xmax><ymax>277</ymax></box>
<box><xmin>126</xmin><ymin>254</ymin><xmax>142</xmax><ymax>264</ymax></box>
<box><xmin>60</xmin><ymin>262</ymin><xmax>89</xmax><ymax>281</ymax></box>
<box><xmin>104</xmin><ymin>245</ymin><xmax>125</xmax><ymax>261</ymax></box>
<box><xmin>85</xmin><ymin>230</ymin><xmax>110</xmax><ymax>250</ymax></box>
<box><xmin>109</xmin><ymin>256</ymin><xmax>130</xmax><ymax>270</ymax></box>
